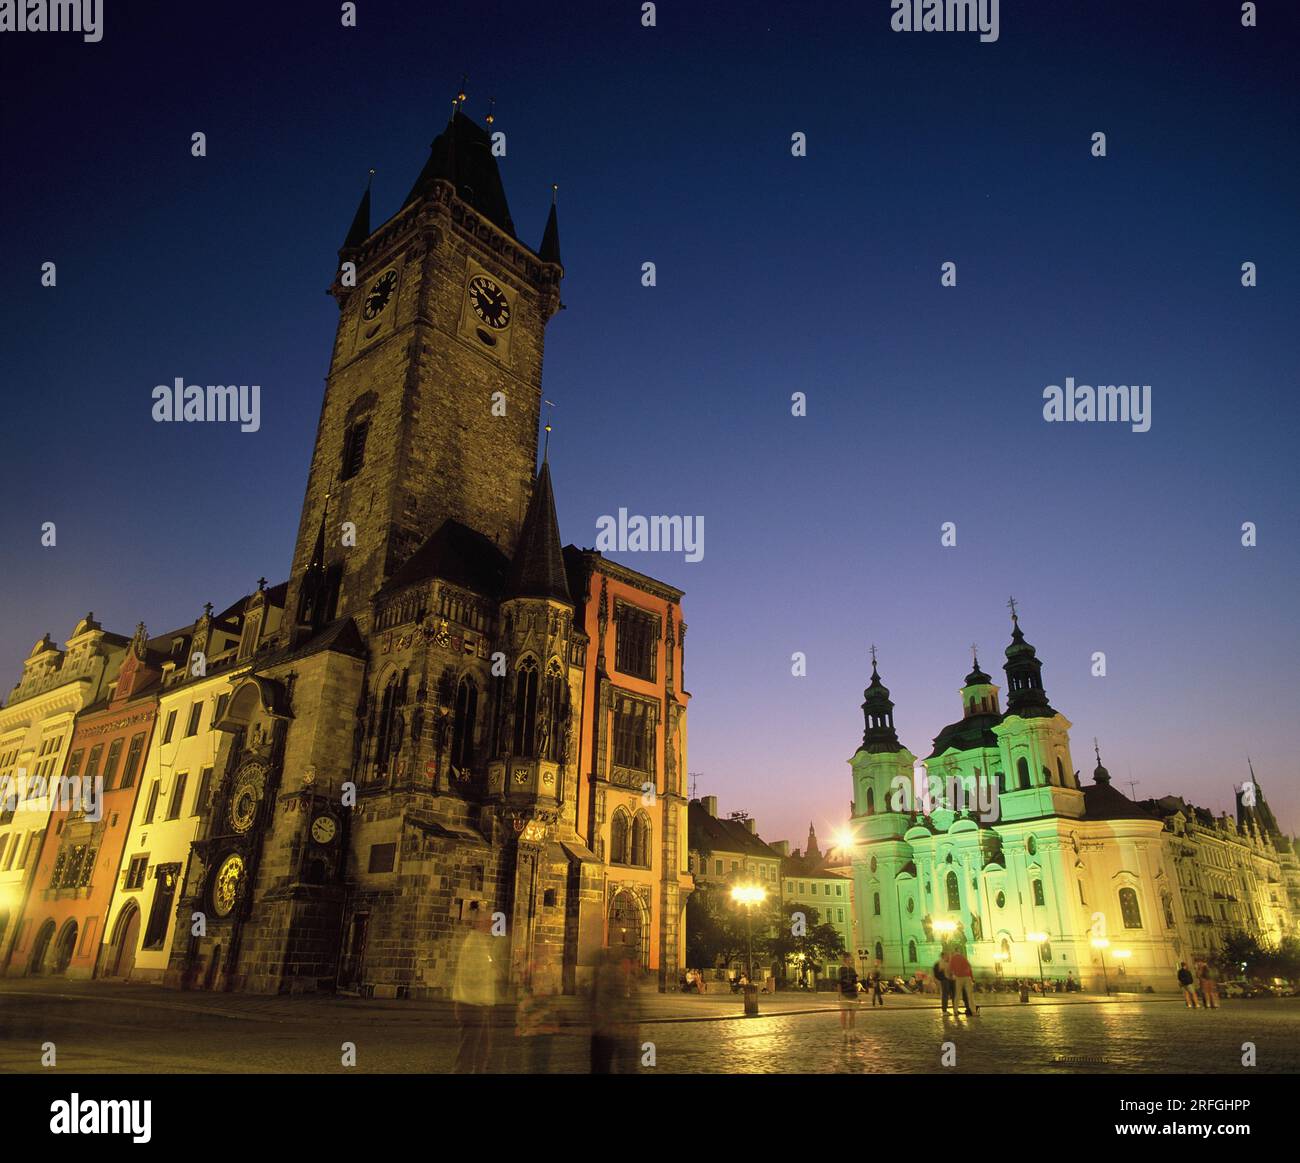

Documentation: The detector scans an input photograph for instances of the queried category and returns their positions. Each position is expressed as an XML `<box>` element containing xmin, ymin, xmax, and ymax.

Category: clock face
<box><xmin>467</xmin><ymin>274</ymin><xmax>511</xmax><ymax>330</ymax></box>
<box><xmin>363</xmin><ymin>269</ymin><xmax>398</xmax><ymax>320</ymax></box>
<box><xmin>213</xmin><ymin>853</ymin><xmax>245</xmax><ymax>918</ymax></box>
<box><xmin>310</xmin><ymin>815</ymin><xmax>337</xmax><ymax>845</ymax></box>
<box><xmin>229</xmin><ymin>761</ymin><xmax>267</xmax><ymax>834</ymax></box>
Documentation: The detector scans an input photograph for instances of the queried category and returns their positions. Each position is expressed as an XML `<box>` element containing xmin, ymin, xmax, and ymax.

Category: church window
<box><xmin>873</xmin><ymin>892</ymin><xmax>881</xmax><ymax>916</ymax></box>
<box><xmin>542</xmin><ymin>663</ymin><xmax>568</xmax><ymax>764</ymax></box>
<box><xmin>340</xmin><ymin>418</ymin><xmax>369</xmax><ymax>481</ymax></box>
<box><xmin>1119</xmin><ymin>887</ymin><xmax>1143</xmax><ymax>929</ymax></box>
<box><xmin>995</xmin><ymin>891</ymin><xmax>1005</xmax><ymax>909</ymax></box>
<box><xmin>631</xmin><ymin>813</ymin><xmax>651</xmax><ymax>866</ymax></box>
<box><xmin>1016</xmin><ymin>757</ymin><xmax>1029</xmax><ymax>789</ymax></box>
<box><xmin>368</xmin><ymin>843</ymin><xmax>396</xmax><ymax>873</ymax></box>
<box><xmin>512</xmin><ymin>661</ymin><xmax>539</xmax><ymax>756</ymax></box>
<box><xmin>946</xmin><ymin>871</ymin><xmax>961</xmax><ymax>911</ymax></box>
<box><xmin>614</xmin><ymin>605</ymin><xmax>658</xmax><ymax>681</ymax></box>
<box><xmin>609</xmin><ymin>810</ymin><xmax>630</xmax><ymax>865</ymax></box>
<box><xmin>1032</xmin><ymin>879</ymin><xmax>1045</xmax><ymax>906</ymax></box>
<box><xmin>875</xmin><ymin>941</ymin><xmax>884</xmax><ymax>961</ymax></box>
<box><xmin>375</xmin><ymin>672</ymin><xmax>404</xmax><ymax>773</ymax></box>
<box><xmin>612</xmin><ymin>697</ymin><xmax>651</xmax><ymax>772</ymax></box>
<box><xmin>1041</xmin><ymin>941</ymin><xmax>1052</xmax><ymax>962</ymax></box>
<box><xmin>451</xmin><ymin>676</ymin><xmax>477</xmax><ymax>771</ymax></box>
<box><xmin>1000</xmin><ymin>937</ymin><xmax>1011</xmax><ymax>959</ymax></box>
<box><xmin>908</xmin><ymin>940</ymin><xmax>917</xmax><ymax>963</ymax></box>
<box><xmin>865</xmin><ymin>787</ymin><xmax>875</xmax><ymax>814</ymax></box>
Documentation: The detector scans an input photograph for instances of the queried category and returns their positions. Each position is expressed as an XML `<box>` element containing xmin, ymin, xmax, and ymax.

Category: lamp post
<box><xmin>731</xmin><ymin>884</ymin><xmax>767</xmax><ymax>1015</ymax></box>
<box><xmin>1092</xmin><ymin>936</ymin><xmax>1111</xmax><ymax>995</ymax></box>
<box><xmin>1026</xmin><ymin>930</ymin><xmax>1049</xmax><ymax>993</ymax></box>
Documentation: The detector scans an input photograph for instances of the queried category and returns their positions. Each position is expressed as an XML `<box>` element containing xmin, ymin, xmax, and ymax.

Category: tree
<box><xmin>685</xmin><ymin>889</ymin><xmax>751</xmax><ymax>973</ymax></box>
<box><xmin>766</xmin><ymin>903</ymin><xmax>847</xmax><ymax>986</ymax></box>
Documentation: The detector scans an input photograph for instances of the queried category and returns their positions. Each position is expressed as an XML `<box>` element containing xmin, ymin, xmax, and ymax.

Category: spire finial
<box><xmin>367</xmin><ymin>167</ymin><xmax>375</xmax><ymax>189</ymax></box>
<box><xmin>1007</xmin><ymin>595</ymin><xmax>1019</xmax><ymax>623</ymax></box>
<box><xmin>1094</xmin><ymin>737</ymin><xmax>1101</xmax><ymax>764</ymax></box>
<box><xmin>486</xmin><ymin>95</ymin><xmax>496</xmax><ymax>125</ymax></box>
<box><xmin>542</xmin><ymin>399</ymin><xmax>555</xmax><ymax>463</ymax></box>
<box><xmin>456</xmin><ymin>74</ymin><xmax>468</xmax><ymax>106</ymax></box>
<box><xmin>970</xmin><ymin>642</ymin><xmax>979</xmax><ymax>666</ymax></box>
<box><xmin>869</xmin><ymin>642</ymin><xmax>878</xmax><ymax>669</ymax></box>
<box><xmin>551</xmin><ymin>182</ymin><xmax>558</xmax><ymax>206</ymax></box>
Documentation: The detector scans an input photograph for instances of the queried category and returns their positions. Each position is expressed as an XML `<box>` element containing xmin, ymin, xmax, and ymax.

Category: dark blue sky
<box><xmin>2</xmin><ymin>1</ymin><xmax>1297</xmax><ymax>842</ymax></box>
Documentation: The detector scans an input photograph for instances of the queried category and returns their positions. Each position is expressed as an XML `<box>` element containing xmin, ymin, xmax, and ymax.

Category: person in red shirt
<box><xmin>947</xmin><ymin>948</ymin><xmax>977</xmax><ymax>1017</ymax></box>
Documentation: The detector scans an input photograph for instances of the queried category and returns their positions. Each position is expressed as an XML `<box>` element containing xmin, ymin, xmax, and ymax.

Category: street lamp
<box><xmin>1091</xmin><ymin>936</ymin><xmax>1111</xmax><ymax>995</ymax></box>
<box><xmin>730</xmin><ymin>884</ymin><xmax>767</xmax><ymax>1014</ymax></box>
<box><xmin>1026</xmin><ymin>931</ymin><xmax>1049</xmax><ymax>993</ymax></box>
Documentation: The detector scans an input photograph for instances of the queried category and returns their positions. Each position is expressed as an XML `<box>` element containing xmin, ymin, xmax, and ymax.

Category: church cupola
<box><xmin>959</xmin><ymin>649</ymin><xmax>1000</xmax><ymax>718</ymax></box>
<box><xmin>1002</xmin><ymin>601</ymin><xmax>1053</xmax><ymax>717</ymax></box>
<box><xmin>861</xmin><ymin>652</ymin><xmax>902</xmax><ymax>753</ymax></box>
<box><xmin>1092</xmin><ymin>738</ymin><xmax>1111</xmax><ymax>784</ymax></box>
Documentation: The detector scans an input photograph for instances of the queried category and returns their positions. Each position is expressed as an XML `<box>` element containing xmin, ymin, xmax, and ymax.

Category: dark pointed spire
<box><xmin>505</xmin><ymin>461</ymin><xmax>571</xmax><ymax>603</ymax></box>
<box><xmin>297</xmin><ymin>488</ymin><xmax>332</xmax><ymax>632</ymax></box>
<box><xmin>341</xmin><ymin>170</ymin><xmax>374</xmax><ymax>252</ymax></box>
<box><xmin>403</xmin><ymin>109</ymin><xmax>516</xmax><ymax>237</ymax></box>
<box><xmin>540</xmin><ymin>185</ymin><xmax>561</xmax><ymax>267</ymax></box>
<box><xmin>861</xmin><ymin>651</ymin><xmax>902</xmax><ymax>753</ymax></box>
<box><xmin>1003</xmin><ymin>603</ymin><xmax>1053</xmax><ymax>717</ymax></box>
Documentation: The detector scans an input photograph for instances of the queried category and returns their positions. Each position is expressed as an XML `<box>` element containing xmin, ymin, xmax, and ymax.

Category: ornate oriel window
<box><xmin>513</xmin><ymin>660</ymin><xmax>539</xmax><ymax>756</ymax></box>
<box><xmin>451</xmin><ymin>675</ymin><xmax>477</xmax><ymax>771</ymax></box>
<box><xmin>374</xmin><ymin>672</ymin><xmax>404</xmax><ymax>775</ymax></box>
<box><xmin>542</xmin><ymin>661</ymin><xmax>568</xmax><ymax>764</ymax></box>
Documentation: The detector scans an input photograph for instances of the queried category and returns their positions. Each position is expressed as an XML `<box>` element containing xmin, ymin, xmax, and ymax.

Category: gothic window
<box><xmin>340</xmin><ymin>417</ymin><xmax>370</xmax><ymax>481</ymax></box>
<box><xmin>614</xmin><ymin>605</ymin><xmax>658</xmax><ymax>681</ymax></box>
<box><xmin>375</xmin><ymin>672</ymin><xmax>404</xmax><ymax>774</ymax></box>
<box><xmin>946</xmin><ymin>870</ymin><xmax>961</xmax><ymax>911</ymax></box>
<box><xmin>451</xmin><ymin>675</ymin><xmax>477</xmax><ymax>771</ymax></box>
<box><xmin>631</xmin><ymin>812</ymin><xmax>651</xmax><ymax>866</ymax></box>
<box><xmin>542</xmin><ymin>662</ymin><xmax>568</xmax><ymax>764</ymax></box>
<box><xmin>908</xmin><ymin>940</ymin><xmax>917</xmax><ymax>963</ymax></box>
<box><xmin>1032</xmin><ymin>879</ymin><xmax>1045</xmax><ymax>907</ymax></box>
<box><xmin>875</xmin><ymin>940</ymin><xmax>883</xmax><ymax>961</ymax></box>
<box><xmin>613</xmin><ymin>697</ymin><xmax>652</xmax><ymax>772</ymax></box>
<box><xmin>513</xmin><ymin>660</ymin><xmax>539</xmax><ymax>756</ymax></box>
<box><xmin>1119</xmin><ymin>887</ymin><xmax>1143</xmax><ymax>929</ymax></box>
<box><xmin>609</xmin><ymin>809</ymin><xmax>630</xmax><ymax>865</ymax></box>
<box><xmin>1016</xmin><ymin>757</ymin><xmax>1029</xmax><ymax>789</ymax></box>
<box><xmin>873</xmin><ymin>892</ymin><xmax>881</xmax><ymax>916</ymax></box>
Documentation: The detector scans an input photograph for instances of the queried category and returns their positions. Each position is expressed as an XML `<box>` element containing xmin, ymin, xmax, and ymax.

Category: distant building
<box><xmin>778</xmin><ymin>824</ymin><xmax>853</xmax><ymax>982</ymax></box>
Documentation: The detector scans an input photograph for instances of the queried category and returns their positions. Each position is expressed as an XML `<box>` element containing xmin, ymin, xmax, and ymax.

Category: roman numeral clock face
<box><xmin>468</xmin><ymin>275</ymin><xmax>510</xmax><ymax>329</ymax></box>
<box><xmin>458</xmin><ymin>268</ymin><xmax>515</xmax><ymax>362</ymax></box>
<box><xmin>363</xmin><ymin>269</ymin><xmax>398</xmax><ymax>320</ymax></box>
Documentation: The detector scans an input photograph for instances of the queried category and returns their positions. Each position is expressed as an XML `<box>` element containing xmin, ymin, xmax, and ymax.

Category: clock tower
<box><xmin>283</xmin><ymin>109</ymin><xmax>564</xmax><ymax>643</ymax></box>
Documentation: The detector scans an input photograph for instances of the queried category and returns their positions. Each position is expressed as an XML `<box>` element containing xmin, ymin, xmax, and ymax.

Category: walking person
<box><xmin>837</xmin><ymin>953</ymin><xmax>860</xmax><ymax>1037</ymax></box>
<box><xmin>452</xmin><ymin>902</ymin><xmax>501</xmax><ymax>1073</ymax></box>
<box><xmin>1200</xmin><ymin>961</ymin><xmax>1219</xmax><ymax>1009</ymax></box>
<box><xmin>1177</xmin><ymin>962</ymin><xmax>1198</xmax><ymax>1007</ymax></box>
<box><xmin>948</xmin><ymin>947</ymin><xmax>977</xmax><ymax>1017</ymax></box>
<box><xmin>933</xmin><ymin>953</ymin><xmax>955</xmax><ymax>1017</ymax></box>
<box><xmin>515</xmin><ymin>958</ymin><xmax>561</xmax><ymax>1073</ymax></box>
<box><xmin>871</xmin><ymin>960</ymin><xmax>885</xmax><ymax>1007</ymax></box>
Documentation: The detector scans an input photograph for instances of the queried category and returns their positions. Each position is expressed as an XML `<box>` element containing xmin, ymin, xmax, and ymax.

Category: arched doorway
<box><xmin>108</xmin><ymin>904</ymin><xmax>141</xmax><ymax>979</ymax></box>
<box><xmin>28</xmin><ymin>919</ymin><xmax>56</xmax><ymax>975</ymax></box>
<box><xmin>608</xmin><ymin>891</ymin><xmax>647</xmax><ymax>970</ymax></box>
<box><xmin>52</xmin><ymin>920</ymin><xmax>78</xmax><ymax>975</ymax></box>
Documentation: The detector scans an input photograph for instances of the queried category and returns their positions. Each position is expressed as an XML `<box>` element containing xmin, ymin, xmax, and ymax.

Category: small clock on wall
<box><xmin>467</xmin><ymin>274</ymin><xmax>511</xmax><ymax>330</ymax></box>
<box><xmin>457</xmin><ymin>263</ymin><xmax>516</xmax><ymax>362</ymax></box>
<box><xmin>310</xmin><ymin>813</ymin><xmax>338</xmax><ymax>846</ymax></box>
<box><xmin>363</xmin><ymin>269</ymin><xmax>398</xmax><ymax>320</ymax></box>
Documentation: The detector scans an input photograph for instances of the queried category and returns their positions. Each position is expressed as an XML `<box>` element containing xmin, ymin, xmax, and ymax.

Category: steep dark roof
<box><xmin>342</xmin><ymin>181</ymin><xmax>371</xmax><ymax>251</ymax></box>
<box><xmin>505</xmin><ymin>462</ymin><xmax>571</xmax><ymax>603</ymax></box>
<box><xmin>928</xmin><ymin>712</ymin><xmax>1003</xmax><ymax>758</ymax></box>
<box><xmin>1085</xmin><ymin>778</ymin><xmax>1158</xmax><ymax>821</ymax></box>
<box><xmin>688</xmin><ymin>801</ymin><xmax>781</xmax><ymax>859</ymax></box>
<box><xmin>255</xmin><ymin>616</ymin><xmax>366</xmax><ymax>669</ymax></box>
<box><xmin>378</xmin><ymin>520</ymin><xmax>510</xmax><ymax>598</ymax></box>
<box><xmin>782</xmin><ymin>852</ymin><xmax>849</xmax><ymax>879</ymax></box>
<box><xmin>539</xmin><ymin>199</ymin><xmax>561</xmax><ymax>266</ymax></box>
<box><xmin>404</xmin><ymin>111</ymin><xmax>516</xmax><ymax>238</ymax></box>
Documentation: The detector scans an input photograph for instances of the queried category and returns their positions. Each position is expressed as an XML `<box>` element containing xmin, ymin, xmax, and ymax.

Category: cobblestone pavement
<box><xmin>0</xmin><ymin>981</ymin><xmax>1294</xmax><ymax>1074</ymax></box>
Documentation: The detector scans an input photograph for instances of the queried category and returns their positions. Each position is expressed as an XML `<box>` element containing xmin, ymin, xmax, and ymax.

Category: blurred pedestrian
<box><xmin>1200</xmin><ymin>961</ymin><xmax>1219</xmax><ymax>1009</ymax></box>
<box><xmin>933</xmin><ymin>954</ymin><xmax>955</xmax><ymax>1017</ymax></box>
<box><xmin>1177</xmin><ymin>962</ymin><xmax>1197</xmax><ymax>1007</ymax></box>
<box><xmin>837</xmin><ymin>952</ymin><xmax>860</xmax><ymax>1037</ymax></box>
<box><xmin>948</xmin><ymin>947</ymin><xmax>977</xmax><ymax>1016</ymax></box>
<box><xmin>515</xmin><ymin>958</ymin><xmax>561</xmax><ymax>1072</ymax></box>
<box><xmin>871</xmin><ymin>961</ymin><xmax>885</xmax><ymax>1007</ymax></box>
<box><xmin>452</xmin><ymin>902</ymin><xmax>501</xmax><ymax>1073</ymax></box>
<box><xmin>590</xmin><ymin>944</ymin><xmax>640</xmax><ymax>1073</ymax></box>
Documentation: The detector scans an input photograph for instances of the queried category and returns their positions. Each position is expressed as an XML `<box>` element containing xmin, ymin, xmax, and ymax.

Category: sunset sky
<box><xmin>2</xmin><ymin>0</ymin><xmax>1296</xmax><ymax>842</ymax></box>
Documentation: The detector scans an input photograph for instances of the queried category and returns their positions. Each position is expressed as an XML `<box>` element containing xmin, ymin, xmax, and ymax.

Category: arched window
<box><xmin>865</xmin><ymin>787</ymin><xmax>875</xmax><ymax>814</ymax></box>
<box><xmin>451</xmin><ymin>675</ymin><xmax>477</xmax><ymax>771</ymax></box>
<box><xmin>872</xmin><ymin>892</ymin><xmax>881</xmax><ymax>916</ymax></box>
<box><xmin>609</xmin><ymin>809</ymin><xmax>630</xmax><ymax>865</ymax></box>
<box><xmin>907</xmin><ymin>940</ymin><xmax>917</xmax><ymax>963</ymax></box>
<box><xmin>874</xmin><ymin>940</ymin><xmax>883</xmax><ymax>962</ymax></box>
<box><xmin>542</xmin><ymin>661</ymin><xmax>568</xmax><ymax>763</ymax></box>
<box><xmin>513</xmin><ymin>660</ymin><xmax>539</xmax><ymax>756</ymax></box>
<box><xmin>1000</xmin><ymin>937</ymin><xmax>1011</xmax><ymax>959</ymax></box>
<box><xmin>1032</xmin><ymin>879</ymin><xmax>1045</xmax><ymax>907</ymax></box>
<box><xmin>375</xmin><ymin>672</ymin><xmax>403</xmax><ymax>775</ymax></box>
<box><xmin>1016</xmin><ymin>757</ymin><xmax>1030</xmax><ymax>789</ymax></box>
<box><xmin>946</xmin><ymin>870</ymin><xmax>961</xmax><ymax>912</ymax></box>
<box><xmin>1119</xmin><ymin>887</ymin><xmax>1143</xmax><ymax>929</ymax></box>
<box><xmin>631</xmin><ymin>812</ymin><xmax>651</xmax><ymax>866</ymax></box>
<box><xmin>1042</xmin><ymin>765</ymin><xmax>1053</xmax><ymax>785</ymax></box>
<box><xmin>1056</xmin><ymin>757</ymin><xmax>1067</xmax><ymax>787</ymax></box>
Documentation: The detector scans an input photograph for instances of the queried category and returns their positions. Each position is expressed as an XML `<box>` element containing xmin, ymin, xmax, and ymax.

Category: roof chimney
<box><xmin>701</xmin><ymin>795</ymin><xmax>718</xmax><ymax>818</ymax></box>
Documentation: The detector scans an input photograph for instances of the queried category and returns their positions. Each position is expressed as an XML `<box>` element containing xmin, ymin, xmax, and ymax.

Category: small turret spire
<box><xmin>539</xmin><ymin>184</ymin><xmax>562</xmax><ymax>267</ymax></box>
<box><xmin>341</xmin><ymin>169</ymin><xmax>374</xmax><ymax>252</ymax></box>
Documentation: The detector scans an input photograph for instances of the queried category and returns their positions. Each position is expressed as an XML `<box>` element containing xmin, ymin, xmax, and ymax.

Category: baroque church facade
<box><xmin>849</xmin><ymin>612</ymin><xmax>1196</xmax><ymax>992</ymax></box>
<box><xmin>1</xmin><ymin>108</ymin><xmax>691</xmax><ymax>996</ymax></box>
